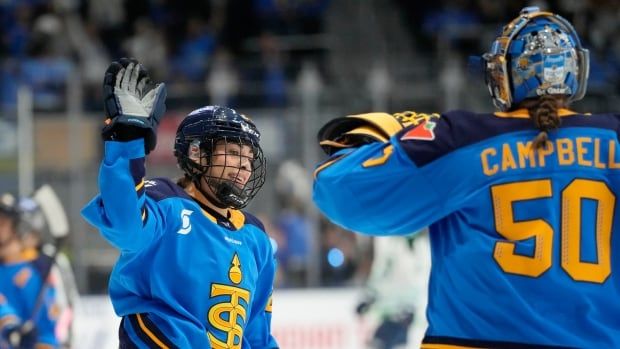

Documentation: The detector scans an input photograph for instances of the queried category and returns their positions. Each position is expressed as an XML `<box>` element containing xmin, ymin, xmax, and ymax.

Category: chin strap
<box><xmin>193</xmin><ymin>178</ymin><xmax>247</xmax><ymax>210</ymax></box>
<box><xmin>193</xmin><ymin>178</ymin><xmax>225</xmax><ymax>209</ymax></box>
<box><xmin>213</xmin><ymin>181</ymin><xmax>247</xmax><ymax>209</ymax></box>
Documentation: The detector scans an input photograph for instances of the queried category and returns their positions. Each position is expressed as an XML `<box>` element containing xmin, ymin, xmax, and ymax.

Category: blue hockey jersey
<box><xmin>0</xmin><ymin>254</ymin><xmax>59</xmax><ymax>348</ymax></box>
<box><xmin>82</xmin><ymin>139</ymin><xmax>278</xmax><ymax>348</ymax></box>
<box><xmin>313</xmin><ymin>108</ymin><xmax>620</xmax><ymax>348</ymax></box>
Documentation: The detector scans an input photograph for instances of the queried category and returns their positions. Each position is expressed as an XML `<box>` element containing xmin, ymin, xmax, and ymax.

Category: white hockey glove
<box><xmin>101</xmin><ymin>57</ymin><xmax>167</xmax><ymax>154</ymax></box>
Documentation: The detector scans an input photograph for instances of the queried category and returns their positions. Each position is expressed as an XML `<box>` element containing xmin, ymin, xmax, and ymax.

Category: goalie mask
<box><xmin>174</xmin><ymin>106</ymin><xmax>266</xmax><ymax>209</ymax></box>
<box><xmin>481</xmin><ymin>6</ymin><xmax>589</xmax><ymax>111</ymax></box>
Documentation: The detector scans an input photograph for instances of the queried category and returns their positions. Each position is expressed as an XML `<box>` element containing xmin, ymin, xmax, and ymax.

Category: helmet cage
<box><xmin>191</xmin><ymin>136</ymin><xmax>265</xmax><ymax>209</ymax></box>
<box><xmin>174</xmin><ymin>109</ymin><xmax>266</xmax><ymax>209</ymax></box>
<box><xmin>482</xmin><ymin>7</ymin><xmax>589</xmax><ymax>111</ymax></box>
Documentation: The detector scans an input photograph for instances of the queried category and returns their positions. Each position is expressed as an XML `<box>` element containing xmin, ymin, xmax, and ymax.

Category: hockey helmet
<box><xmin>174</xmin><ymin>106</ymin><xmax>266</xmax><ymax>209</ymax></box>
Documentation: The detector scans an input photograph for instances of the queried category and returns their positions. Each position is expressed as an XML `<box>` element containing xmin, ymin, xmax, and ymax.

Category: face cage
<box><xmin>183</xmin><ymin>136</ymin><xmax>266</xmax><ymax>209</ymax></box>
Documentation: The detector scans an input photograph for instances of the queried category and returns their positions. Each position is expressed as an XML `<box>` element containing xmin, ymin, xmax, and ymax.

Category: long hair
<box><xmin>176</xmin><ymin>175</ymin><xmax>192</xmax><ymax>188</ymax></box>
<box><xmin>523</xmin><ymin>95</ymin><xmax>566</xmax><ymax>151</ymax></box>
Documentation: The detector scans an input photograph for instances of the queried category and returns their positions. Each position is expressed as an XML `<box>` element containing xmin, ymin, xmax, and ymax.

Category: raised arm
<box><xmin>81</xmin><ymin>58</ymin><xmax>167</xmax><ymax>253</ymax></box>
<box><xmin>313</xmin><ymin>111</ymin><xmax>471</xmax><ymax>235</ymax></box>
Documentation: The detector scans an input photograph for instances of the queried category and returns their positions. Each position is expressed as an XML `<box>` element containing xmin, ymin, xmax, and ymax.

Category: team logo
<box><xmin>188</xmin><ymin>139</ymin><xmax>201</xmax><ymax>161</ymax></box>
<box><xmin>395</xmin><ymin>111</ymin><xmax>439</xmax><ymax>141</ymax></box>
<box><xmin>401</xmin><ymin>119</ymin><xmax>437</xmax><ymax>141</ymax></box>
<box><xmin>177</xmin><ymin>209</ymin><xmax>193</xmax><ymax>235</ymax></box>
<box><xmin>207</xmin><ymin>253</ymin><xmax>250</xmax><ymax>349</ymax></box>
<box><xmin>144</xmin><ymin>180</ymin><xmax>157</xmax><ymax>187</ymax></box>
<box><xmin>228</xmin><ymin>253</ymin><xmax>243</xmax><ymax>284</ymax></box>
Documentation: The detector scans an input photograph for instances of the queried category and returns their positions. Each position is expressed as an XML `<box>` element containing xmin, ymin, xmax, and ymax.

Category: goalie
<box><xmin>313</xmin><ymin>6</ymin><xmax>620</xmax><ymax>349</ymax></box>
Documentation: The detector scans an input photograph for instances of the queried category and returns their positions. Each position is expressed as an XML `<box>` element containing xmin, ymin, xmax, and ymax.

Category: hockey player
<box><xmin>313</xmin><ymin>6</ymin><xmax>620</xmax><ymax>348</ymax></box>
<box><xmin>81</xmin><ymin>58</ymin><xmax>278</xmax><ymax>348</ymax></box>
<box><xmin>355</xmin><ymin>232</ymin><xmax>430</xmax><ymax>349</ymax></box>
<box><xmin>18</xmin><ymin>196</ymin><xmax>76</xmax><ymax>349</ymax></box>
<box><xmin>0</xmin><ymin>193</ymin><xmax>58</xmax><ymax>349</ymax></box>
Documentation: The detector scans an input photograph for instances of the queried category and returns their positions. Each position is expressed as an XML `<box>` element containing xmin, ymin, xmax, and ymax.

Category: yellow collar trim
<box><xmin>494</xmin><ymin>108</ymin><xmax>582</xmax><ymax>118</ymax></box>
<box><xmin>185</xmin><ymin>184</ymin><xmax>245</xmax><ymax>230</ymax></box>
<box><xmin>200</xmin><ymin>208</ymin><xmax>245</xmax><ymax>230</ymax></box>
<box><xmin>200</xmin><ymin>209</ymin><xmax>218</xmax><ymax>223</ymax></box>
<box><xmin>20</xmin><ymin>248</ymin><xmax>38</xmax><ymax>261</ymax></box>
<box><xmin>228</xmin><ymin>209</ymin><xmax>245</xmax><ymax>230</ymax></box>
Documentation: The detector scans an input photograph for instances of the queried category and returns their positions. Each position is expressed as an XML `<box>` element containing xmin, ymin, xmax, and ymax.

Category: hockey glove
<box><xmin>318</xmin><ymin>112</ymin><xmax>413</xmax><ymax>156</ymax></box>
<box><xmin>101</xmin><ymin>58</ymin><xmax>167</xmax><ymax>155</ymax></box>
<box><xmin>2</xmin><ymin>324</ymin><xmax>37</xmax><ymax>349</ymax></box>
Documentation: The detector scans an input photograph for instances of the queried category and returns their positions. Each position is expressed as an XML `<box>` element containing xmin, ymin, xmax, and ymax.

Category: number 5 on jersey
<box><xmin>491</xmin><ymin>179</ymin><xmax>614</xmax><ymax>284</ymax></box>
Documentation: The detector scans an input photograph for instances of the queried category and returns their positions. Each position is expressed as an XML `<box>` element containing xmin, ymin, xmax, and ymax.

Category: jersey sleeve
<box><xmin>0</xmin><ymin>293</ymin><xmax>19</xmax><ymax>329</ymax></box>
<box><xmin>244</xmin><ymin>237</ymin><xmax>279</xmax><ymax>348</ymax></box>
<box><xmin>81</xmin><ymin>139</ymin><xmax>166</xmax><ymax>252</ymax></box>
<box><xmin>34</xmin><ymin>284</ymin><xmax>59</xmax><ymax>347</ymax></box>
<box><xmin>313</xmin><ymin>112</ymin><xmax>485</xmax><ymax>235</ymax></box>
<box><xmin>16</xmin><ymin>261</ymin><xmax>59</xmax><ymax>348</ymax></box>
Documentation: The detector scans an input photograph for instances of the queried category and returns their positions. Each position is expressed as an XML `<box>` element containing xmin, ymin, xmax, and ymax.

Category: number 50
<box><xmin>491</xmin><ymin>179</ymin><xmax>615</xmax><ymax>284</ymax></box>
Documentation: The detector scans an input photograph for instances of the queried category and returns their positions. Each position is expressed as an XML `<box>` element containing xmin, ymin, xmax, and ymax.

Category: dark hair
<box><xmin>176</xmin><ymin>175</ymin><xmax>192</xmax><ymax>188</ymax></box>
<box><xmin>524</xmin><ymin>95</ymin><xmax>565</xmax><ymax>151</ymax></box>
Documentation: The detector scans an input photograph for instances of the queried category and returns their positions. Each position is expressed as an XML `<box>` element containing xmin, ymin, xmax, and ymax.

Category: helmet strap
<box><xmin>194</xmin><ymin>176</ymin><xmax>247</xmax><ymax>210</ymax></box>
<box><xmin>194</xmin><ymin>177</ymin><xmax>227</xmax><ymax>209</ymax></box>
<box><xmin>211</xmin><ymin>180</ymin><xmax>248</xmax><ymax>208</ymax></box>
<box><xmin>190</xmin><ymin>174</ymin><xmax>235</xmax><ymax>209</ymax></box>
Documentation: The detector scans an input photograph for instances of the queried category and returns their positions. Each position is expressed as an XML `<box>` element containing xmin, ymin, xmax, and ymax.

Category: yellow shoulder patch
<box><xmin>392</xmin><ymin>110</ymin><xmax>440</xmax><ymax>125</ymax></box>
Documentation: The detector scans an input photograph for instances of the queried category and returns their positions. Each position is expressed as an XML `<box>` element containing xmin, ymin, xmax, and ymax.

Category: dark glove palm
<box><xmin>101</xmin><ymin>58</ymin><xmax>167</xmax><ymax>154</ymax></box>
<box><xmin>2</xmin><ymin>324</ymin><xmax>37</xmax><ymax>349</ymax></box>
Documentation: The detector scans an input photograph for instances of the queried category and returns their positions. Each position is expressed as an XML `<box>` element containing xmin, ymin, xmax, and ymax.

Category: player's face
<box><xmin>205</xmin><ymin>140</ymin><xmax>254</xmax><ymax>189</ymax></box>
<box><xmin>0</xmin><ymin>214</ymin><xmax>15</xmax><ymax>245</ymax></box>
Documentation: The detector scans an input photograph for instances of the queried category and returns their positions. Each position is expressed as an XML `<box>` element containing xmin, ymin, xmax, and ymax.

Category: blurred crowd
<box><xmin>0</xmin><ymin>0</ymin><xmax>330</xmax><ymax>113</ymax></box>
<box><xmin>396</xmin><ymin>0</ymin><xmax>620</xmax><ymax>98</ymax></box>
<box><xmin>3</xmin><ymin>0</ymin><xmax>620</xmax><ymax>111</ymax></box>
<box><xmin>2</xmin><ymin>0</ymin><xmax>620</xmax><ymax>291</ymax></box>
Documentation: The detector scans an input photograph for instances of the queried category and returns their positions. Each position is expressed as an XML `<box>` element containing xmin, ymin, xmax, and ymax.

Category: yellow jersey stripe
<box><xmin>136</xmin><ymin>314</ymin><xmax>170</xmax><ymax>349</ymax></box>
<box><xmin>200</xmin><ymin>208</ymin><xmax>218</xmax><ymax>223</ymax></box>
<box><xmin>34</xmin><ymin>344</ymin><xmax>56</xmax><ymax>349</ymax></box>
<box><xmin>135</xmin><ymin>179</ymin><xmax>145</xmax><ymax>192</ymax></box>
<box><xmin>422</xmin><ymin>344</ymin><xmax>486</xmax><ymax>349</ymax></box>
<box><xmin>362</xmin><ymin>145</ymin><xmax>394</xmax><ymax>168</ymax></box>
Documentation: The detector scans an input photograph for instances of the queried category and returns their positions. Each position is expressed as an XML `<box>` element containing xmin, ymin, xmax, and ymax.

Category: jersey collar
<box><xmin>186</xmin><ymin>184</ymin><xmax>246</xmax><ymax>230</ymax></box>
